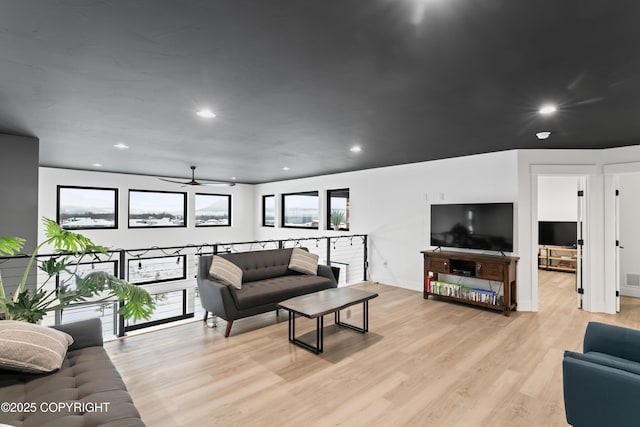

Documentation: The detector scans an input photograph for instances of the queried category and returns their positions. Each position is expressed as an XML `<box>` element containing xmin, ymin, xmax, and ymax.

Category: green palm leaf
<box><xmin>0</xmin><ymin>237</ymin><xmax>26</xmax><ymax>256</ymax></box>
<box><xmin>1</xmin><ymin>218</ymin><xmax>155</xmax><ymax>323</ymax></box>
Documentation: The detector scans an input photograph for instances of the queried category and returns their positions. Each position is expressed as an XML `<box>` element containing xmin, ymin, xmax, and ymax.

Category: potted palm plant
<box><xmin>330</xmin><ymin>210</ymin><xmax>345</xmax><ymax>231</ymax></box>
<box><xmin>0</xmin><ymin>218</ymin><xmax>154</xmax><ymax>323</ymax></box>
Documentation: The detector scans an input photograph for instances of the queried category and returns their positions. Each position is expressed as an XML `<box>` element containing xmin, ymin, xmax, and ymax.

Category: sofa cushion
<box><xmin>288</xmin><ymin>247</ymin><xmax>319</xmax><ymax>275</ymax></box>
<box><xmin>0</xmin><ymin>320</ymin><xmax>74</xmax><ymax>374</ymax></box>
<box><xmin>221</xmin><ymin>248</ymin><xmax>294</xmax><ymax>283</ymax></box>
<box><xmin>229</xmin><ymin>275</ymin><xmax>333</xmax><ymax>310</ymax></box>
<box><xmin>210</xmin><ymin>255</ymin><xmax>243</xmax><ymax>289</ymax></box>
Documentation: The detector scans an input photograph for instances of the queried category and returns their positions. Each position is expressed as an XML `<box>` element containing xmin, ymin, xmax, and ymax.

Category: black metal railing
<box><xmin>0</xmin><ymin>234</ymin><xmax>368</xmax><ymax>339</ymax></box>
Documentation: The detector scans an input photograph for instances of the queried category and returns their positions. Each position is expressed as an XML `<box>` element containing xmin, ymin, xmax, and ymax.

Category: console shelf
<box><xmin>421</xmin><ymin>250</ymin><xmax>519</xmax><ymax>316</ymax></box>
<box><xmin>538</xmin><ymin>245</ymin><xmax>577</xmax><ymax>273</ymax></box>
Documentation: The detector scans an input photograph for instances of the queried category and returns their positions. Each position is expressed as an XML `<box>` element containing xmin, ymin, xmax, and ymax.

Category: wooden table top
<box><xmin>277</xmin><ymin>287</ymin><xmax>378</xmax><ymax>318</ymax></box>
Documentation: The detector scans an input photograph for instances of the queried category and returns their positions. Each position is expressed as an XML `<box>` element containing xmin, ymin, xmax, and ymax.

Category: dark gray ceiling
<box><xmin>2</xmin><ymin>1</ymin><xmax>640</xmax><ymax>184</ymax></box>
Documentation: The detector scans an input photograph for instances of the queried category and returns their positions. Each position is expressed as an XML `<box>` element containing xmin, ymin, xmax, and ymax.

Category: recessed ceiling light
<box><xmin>231</xmin><ymin>176</ymin><xmax>237</xmax><ymax>180</ymax></box>
<box><xmin>196</xmin><ymin>109</ymin><xmax>216</xmax><ymax>119</ymax></box>
<box><xmin>113</xmin><ymin>142</ymin><xmax>129</xmax><ymax>149</ymax></box>
<box><xmin>536</xmin><ymin>131</ymin><xmax>551</xmax><ymax>140</ymax></box>
<box><xmin>282</xmin><ymin>166</ymin><xmax>290</xmax><ymax>171</ymax></box>
<box><xmin>92</xmin><ymin>163</ymin><xmax>103</xmax><ymax>167</ymax></box>
<box><xmin>350</xmin><ymin>145</ymin><xmax>362</xmax><ymax>153</ymax></box>
<box><xmin>539</xmin><ymin>105</ymin><xmax>557</xmax><ymax>115</ymax></box>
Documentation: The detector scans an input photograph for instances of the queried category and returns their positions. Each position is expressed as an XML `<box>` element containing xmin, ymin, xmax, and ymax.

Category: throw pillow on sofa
<box><xmin>288</xmin><ymin>247</ymin><xmax>319</xmax><ymax>275</ymax></box>
<box><xmin>210</xmin><ymin>255</ymin><xmax>243</xmax><ymax>289</ymax></box>
<box><xmin>0</xmin><ymin>320</ymin><xmax>74</xmax><ymax>373</ymax></box>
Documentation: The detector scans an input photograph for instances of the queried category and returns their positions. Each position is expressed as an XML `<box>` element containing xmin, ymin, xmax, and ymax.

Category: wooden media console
<box><xmin>421</xmin><ymin>250</ymin><xmax>519</xmax><ymax>316</ymax></box>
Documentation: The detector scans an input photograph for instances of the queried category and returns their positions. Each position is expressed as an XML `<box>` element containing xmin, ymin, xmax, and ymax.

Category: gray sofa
<box><xmin>563</xmin><ymin>321</ymin><xmax>640</xmax><ymax>427</ymax></box>
<box><xmin>0</xmin><ymin>318</ymin><xmax>144</xmax><ymax>427</ymax></box>
<box><xmin>197</xmin><ymin>248</ymin><xmax>338</xmax><ymax>337</ymax></box>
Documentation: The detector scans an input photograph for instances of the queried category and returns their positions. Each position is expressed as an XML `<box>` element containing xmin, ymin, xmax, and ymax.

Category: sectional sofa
<box><xmin>0</xmin><ymin>318</ymin><xmax>144</xmax><ymax>426</ymax></box>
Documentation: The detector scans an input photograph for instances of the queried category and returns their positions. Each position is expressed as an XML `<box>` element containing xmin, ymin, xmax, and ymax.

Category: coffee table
<box><xmin>277</xmin><ymin>287</ymin><xmax>378</xmax><ymax>354</ymax></box>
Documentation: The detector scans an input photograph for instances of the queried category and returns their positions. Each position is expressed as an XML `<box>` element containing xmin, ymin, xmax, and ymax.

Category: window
<box><xmin>128</xmin><ymin>190</ymin><xmax>187</xmax><ymax>228</ymax></box>
<box><xmin>57</xmin><ymin>261</ymin><xmax>118</xmax><ymax>292</ymax></box>
<box><xmin>262</xmin><ymin>195</ymin><xmax>275</xmax><ymax>227</ymax></box>
<box><xmin>282</xmin><ymin>191</ymin><xmax>319</xmax><ymax>229</ymax></box>
<box><xmin>327</xmin><ymin>188</ymin><xmax>350</xmax><ymax>231</ymax></box>
<box><xmin>128</xmin><ymin>255</ymin><xmax>187</xmax><ymax>285</ymax></box>
<box><xmin>195</xmin><ymin>194</ymin><xmax>231</xmax><ymax>227</ymax></box>
<box><xmin>57</xmin><ymin>186</ymin><xmax>118</xmax><ymax>230</ymax></box>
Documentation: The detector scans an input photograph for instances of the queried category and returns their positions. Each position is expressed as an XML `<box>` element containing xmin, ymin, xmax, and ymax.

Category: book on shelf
<box><xmin>428</xmin><ymin>280</ymin><xmax>497</xmax><ymax>305</ymax></box>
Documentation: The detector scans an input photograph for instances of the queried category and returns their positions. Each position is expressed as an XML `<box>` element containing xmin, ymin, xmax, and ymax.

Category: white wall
<box><xmin>34</xmin><ymin>143</ymin><xmax>640</xmax><ymax>315</ymax></box>
<box><xmin>254</xmin><ymin>150</ymin><xmax>519</xmax><ymax>291</ymax></box>
<box><xmin>537</xmin><ymin>176</ymin><xmax>578</xmax><ymax>221</ymax></box>
<box><xmin>617</xmin><ymin>173</ymin><xmax>640</xmax><ymax>297</ymax></box>
<box><xmin>38</xmin><ymin>167</ymin><xmax>255</xmax><ymax>249</ymax></box>
<box><xmin>253</xmin><ymin>148</ymin><xmax>613</xmax><ymax>313</ymax></box>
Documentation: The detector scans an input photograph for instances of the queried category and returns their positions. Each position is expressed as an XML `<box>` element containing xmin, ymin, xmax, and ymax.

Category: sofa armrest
<box><xmin>318</xmin><ymin>264</ymin><xmax>338</xmax><ymax>288</ymax></box>
<box><xmin>563</xmin><ymin>350</ymin><xmax>640</xmax><ymax>426</ymax></box>
<box><xmin>583</xmin><ymin>322</ymin><xmax>640</xmax><ymax>363</ymax></box>
<box><xmin>52</xmin><ymin>318</ymin><xmax>103</xmax><ymax>350</ymax></box>
<box><xmin>197</xmin><ymin>255</ymin><xmax>239</xmax><ymax>321</ymax></box>
<box><xmin>197</xmin><ymin>276</ymin><xmax>238</xmax><ymax>320</ymax></box>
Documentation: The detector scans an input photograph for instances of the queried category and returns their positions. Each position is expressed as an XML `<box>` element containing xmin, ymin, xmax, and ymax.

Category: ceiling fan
<box><xmin>159</xmin><ymin>166</ymin><xmax>236</xmax><ymax>187</ymax></box>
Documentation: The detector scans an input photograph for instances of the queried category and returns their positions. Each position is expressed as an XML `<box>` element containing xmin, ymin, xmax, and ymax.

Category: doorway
<box><xmin>535</xmin><ymin>175</ymin><xmax>585</xmax><ymax>311</ymax></box>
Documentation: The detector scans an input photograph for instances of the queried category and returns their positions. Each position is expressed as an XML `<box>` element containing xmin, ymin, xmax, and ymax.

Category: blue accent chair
<box><xmin>563</xmin><ymin>321</ymin><xmax>640</xmax><ymax>427</ymax></box>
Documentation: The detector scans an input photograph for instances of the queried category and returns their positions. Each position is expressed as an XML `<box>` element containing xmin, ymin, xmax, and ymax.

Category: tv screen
<box><xmin>430</xmin><ymin>203</ymin><xmax>514</xmax><ymax>252</ymax></box>
<box><xmin>538</xmin><ymin>221</ymin><xmax>577</xmax><ymax>247</ymax></box>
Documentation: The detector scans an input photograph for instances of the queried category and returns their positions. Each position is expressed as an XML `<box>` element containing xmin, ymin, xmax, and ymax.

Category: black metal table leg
<box><xmin>288</xmin><ymin>311</ymin><xmax>294</xmax><ymax>342</ymax></box>
<box><xmin>335</xmin><ymin>300</ymin><xmax>370</xmax><ymax>333</ymax></box>
<box><xmin>287</xmin><ymin>311</ymin><xmax>324</xmax><ymax>354</ymax></box>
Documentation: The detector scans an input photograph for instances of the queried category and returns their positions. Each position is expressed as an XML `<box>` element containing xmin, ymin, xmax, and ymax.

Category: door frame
<box><xmin>603</xmin><ymin>162</ymin><xmax>640</xmax><ymax>312</ymax></box>
<box><xmin>530</xmin><ymin>165</ymin><xmax>596</xmax><ymax>312</ymax></box>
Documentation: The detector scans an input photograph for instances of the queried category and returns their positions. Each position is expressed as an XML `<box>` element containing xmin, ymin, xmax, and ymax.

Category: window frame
<box><xmin>194</xmin><ymin>193</ymin><xmax>231</xmax><ymax>227</ymax></box>
<box><xmin>127</xmin><ymin>254</ymin><xmax>187</xmax><ymax>285</ymax></box>
<box><xmin>128</xmin><ymin>189</ymin><xmax>187</xmax><ymax>229</ymax></box>
<box><xmin>57</xmin><ymin>185</ymin><xmax>119</xmax><ymax>230</ymax></box>
<box><xmin>262</xmin><ymin>194</ymin><xmax>275</xmax><ymax>227</ymax></box>
<box><xmin>57</xmin><ymin>260</ymin><xmax>119</xmax><ymax>291</ymax></box>
<box><xmin>281</xmin><ymin>191</ymin><xmax>320</xmax><ymax>229</ymax></box>
<box><xmin>327</xmin><ymin>188</ymin><xmax>350</xmax><ymax>231</ymax></box>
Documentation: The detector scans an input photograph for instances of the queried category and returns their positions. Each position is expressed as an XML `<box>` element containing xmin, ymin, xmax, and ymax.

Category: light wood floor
<box><xmin>105</xmin><ymin>272</ymin><xmax>640</xmax><ymax>427</ymax></box>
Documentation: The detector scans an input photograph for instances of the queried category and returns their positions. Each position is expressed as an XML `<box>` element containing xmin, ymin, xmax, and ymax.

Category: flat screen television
<box><xmin>538</xmin><ymin>221</ymin><xmax>577</xmax><ymax>247</ymax></box>
<box><xmin>430</xmin><ymin>203</ymin><xmax>514</xmax><ymax>252</ymax></box>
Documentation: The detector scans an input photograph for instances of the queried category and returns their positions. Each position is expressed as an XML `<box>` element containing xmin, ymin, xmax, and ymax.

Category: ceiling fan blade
<box><xmin>159</xmin><ymin>166</ymin><xmax>236</xmax><ymax>187</ymax></box>
<box><xmin>159</xmin><ymin>178</ymin><xmax>189</xmax><ymax>184</ymax></box>
<box><xmin>199</xmin><ymin>181</ymin><xmax>236</xmax><ymax>187</ymax></box>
